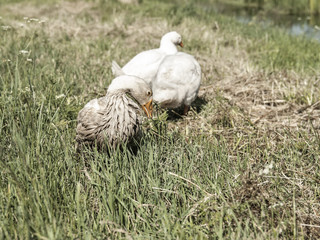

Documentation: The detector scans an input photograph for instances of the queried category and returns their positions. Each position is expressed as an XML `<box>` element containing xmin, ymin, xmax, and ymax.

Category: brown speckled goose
<box><xmin>76</xmin><ymin>75</ymin><xmax>152</xmax><ymax>150</ymax></box>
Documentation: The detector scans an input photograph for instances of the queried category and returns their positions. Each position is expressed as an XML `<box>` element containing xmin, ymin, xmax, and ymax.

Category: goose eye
<box><xmin>147</xmin><ymin>91</ymin><xmax>151</xmax><ymax>96</ymax></box>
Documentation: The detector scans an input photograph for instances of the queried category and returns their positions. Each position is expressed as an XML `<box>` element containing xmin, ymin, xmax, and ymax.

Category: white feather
<box><xmin>152</xmin><ymin>52</ymin><xmax>201</xmax><ymax>109</ymax></box>
<box><xmin>113</xmin><ymin>31</ymin><xmax>183</xmax><ymax>85</ymax></box>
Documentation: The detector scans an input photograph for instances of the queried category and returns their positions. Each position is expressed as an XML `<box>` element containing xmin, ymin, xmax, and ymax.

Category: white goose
<box><xmin>152</xmin><ymin>52</ymin><xmax>201</xmax><ymax>115</ymax></box>
<box><xmin>112</xmin><ymin>31</ymin><xmax>183</xmax><ymax>85</ymax></box>
<box><xmin>76</xmin><ymin>75</ymin><xmax>152</xmax><ymax>150</ymax></box>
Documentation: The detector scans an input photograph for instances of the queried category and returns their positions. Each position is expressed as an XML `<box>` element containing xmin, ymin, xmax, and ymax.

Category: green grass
<box><xmin>215</xmin><ymin>0</ymin><xmax>320</xmax><ymax>14</ymax></box>
<box><xmin>1</xmin><ymin>0</ymin><xmax>320</xmax><ymax>239</ymax></box>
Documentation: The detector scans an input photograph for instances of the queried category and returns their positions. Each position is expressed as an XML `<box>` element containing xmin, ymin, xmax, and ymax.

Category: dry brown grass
<box><xmin>2</xmin><ymin>1</ymin><xmax>115</xmax><ymax>39</ymax></box>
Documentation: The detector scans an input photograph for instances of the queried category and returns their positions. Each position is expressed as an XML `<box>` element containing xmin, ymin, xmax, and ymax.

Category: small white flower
<box><xmin>56</xmin><ymin>94</ymin><xmax>66</xmax><ymax>99</ymax></box>
<box><xmin>27</xmin><ymin>58</ymin><xmax>32</xmax><ymax>62</ymax></box>
<box><xmin>39</xmin><ymin>19</ymin><xmax>46</xmax><ymax>24</ymax></box>
<box><xmin>23</xmin><ymin>17</ymin><xmax>28</xmax><ymax>20</ymax></box>
<box><xmin>20</xmin><ymin>23</ymin><xmax>24</xmax><ymax>28</ymax></box>
<box><xmin>2</xmin><ymin>25</ymin><xmax>11</xmax><ymax>31</ymax></box>
<box><xmin>260</xmin><ymin>168</ymin><xmax>270</xmax><ymax>175</ymax></box>
<box><xmin>266</xmin><ymin>162</ymin><xmax>273</xmax><ymax>169</ymax></box>
<box><xmin>259</xmin><ymin>162</ymin><xmax>274</xmax><ymax>175</ymax></box>
<box><xmin>19</xmin><ymin>50</ymin><xmax>29</xmax><ymax>54</ymax></box>
<box><xmin>269</xmin><ymin>202</ymin><xmax>284</xmax><ymax>209</ymax></box>
<box><xmin>30</xmin><ymin>18</ymin><xmax>39</xmax><ymax>22</ymax></box>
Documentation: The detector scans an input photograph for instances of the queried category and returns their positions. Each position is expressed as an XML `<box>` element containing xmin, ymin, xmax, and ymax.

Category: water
<box><xmin>211</xmin><ymin>2</ymin><xmax>320</xmax><ymax>41</ymax></box>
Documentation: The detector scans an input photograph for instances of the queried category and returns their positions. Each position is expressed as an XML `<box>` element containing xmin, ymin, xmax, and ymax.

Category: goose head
<box><xmin>107</xmin><ymin>75</ymin><xmax>153</xmax><ymax>117</ymax></box>
<box><xmin>159</xmin><ymin>31</ymin><xmax>183</xmax><ymax>54</ymax></box>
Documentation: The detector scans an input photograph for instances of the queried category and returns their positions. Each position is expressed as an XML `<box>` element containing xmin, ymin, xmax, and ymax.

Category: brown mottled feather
<box><xmin>76</xmin><ymin>91</ymin><xmax>142</xmax><ymax>150</ymax></box>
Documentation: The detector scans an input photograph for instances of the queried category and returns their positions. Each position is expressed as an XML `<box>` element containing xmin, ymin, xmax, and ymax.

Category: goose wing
<box><xmin>76</xmin><ymin>97</ymin><xmax>109</xmax><ymax>143</ymax></box>
<box><xmin>121</xmin><ymin>49</ymin><xmax>165</xmax><ymax>85</ymax></box>
<box><xmin>152</xmin><ymin>52</ymin><xmax>201</xmax><ymax>108</ymax></box>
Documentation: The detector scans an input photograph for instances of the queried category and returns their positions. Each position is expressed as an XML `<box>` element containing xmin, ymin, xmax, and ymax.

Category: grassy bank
<box><xmin>1</xmin><ymin>0</ymin><xmax>320</xmax><ymax>239</ymax></box>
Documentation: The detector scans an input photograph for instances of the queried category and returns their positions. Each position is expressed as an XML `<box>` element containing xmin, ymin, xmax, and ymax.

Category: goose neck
<box><xmin>159</xmin><ymin>40</ymin><xmax>178</xmax><ymax>54</ymax></box>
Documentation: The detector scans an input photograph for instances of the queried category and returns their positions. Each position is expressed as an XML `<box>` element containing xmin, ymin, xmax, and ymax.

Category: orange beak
<box><xmin>179</xmin><ymin>41</ymin><xmax>184</xmax><ymax>47</ymax></box>
<box><xmin>142</xmin><ymin>99</ymin><xmax>153</xmax><ymax>118</ymax></box>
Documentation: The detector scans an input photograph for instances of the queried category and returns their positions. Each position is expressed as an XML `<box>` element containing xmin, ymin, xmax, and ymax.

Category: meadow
<box><xmin>1</xmin><ymin>0</ymin><xmax>320</xmax><ymax>239</ymax></box>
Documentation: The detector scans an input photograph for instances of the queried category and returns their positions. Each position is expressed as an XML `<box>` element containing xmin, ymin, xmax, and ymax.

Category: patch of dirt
<box><xmin>233</xmin><ymin>176</ymin><xmax>271</xmax><ymax>215</ymax></box>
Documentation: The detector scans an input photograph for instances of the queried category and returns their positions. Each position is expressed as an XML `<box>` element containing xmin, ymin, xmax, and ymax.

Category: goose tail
<box><xmin>111</xmin><ymin>60</ymin><xmax>125</xmax><ymax>76</ymax></box>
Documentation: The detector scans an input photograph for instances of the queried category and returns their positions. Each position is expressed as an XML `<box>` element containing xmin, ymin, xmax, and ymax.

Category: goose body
<box><xmin>152</xmin><ymin>52</ymin><xmax>201</xmax><ymax>114</ymax></box>
<box><xmin>76</xmin><ymin>75</ymin><xmax>152</xmax><ymax>150</ymax></box>
<box><xmin>112</xmin><ymin>31</ymin><xmax>183</xmax><ymax>85</ymax></box>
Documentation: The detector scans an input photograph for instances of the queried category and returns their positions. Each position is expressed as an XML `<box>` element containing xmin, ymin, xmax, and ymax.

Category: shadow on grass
<box><xmin>75</xmin><ymin>139</ymin><xmax>141</xmax><ymax>164</ymax></box>
<box><xmin>166</xmin><ymin>96</ymin><xmax>208</xmax><ymax>121</ymax></box>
